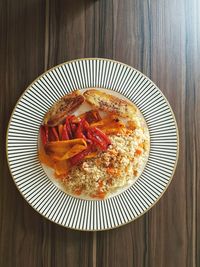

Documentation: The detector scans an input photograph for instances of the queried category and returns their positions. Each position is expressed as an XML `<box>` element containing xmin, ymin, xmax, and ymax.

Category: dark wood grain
<box><xmin>0</xmin><ymin>1</ymin><xmax>94</xmax><ymax>267</ymax></box>
<box><xmin>0</xmin><ymin>0</ymin><xmax>199</xmax><ymax>267</ymax></box>
<box><xmin>0</xmin><ymin>1</ymin><xmax>46</xmax><ymax>266</ymax></box>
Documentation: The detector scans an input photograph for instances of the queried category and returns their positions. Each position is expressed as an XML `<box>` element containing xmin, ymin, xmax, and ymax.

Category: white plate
<box><xmin>7</xmin><ymin>58</ymin><xmax>179</xmax><ymax>231</ymax></box>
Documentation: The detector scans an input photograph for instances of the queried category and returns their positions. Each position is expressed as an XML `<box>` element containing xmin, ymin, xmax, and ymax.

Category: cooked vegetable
<box><xmin>90</xmin><ymin>191</ymin><xmax>106</xmax><ymax>199</ymax></box>
<box><xmin>70</xmin><ymin>122</ymin><xmax>77</xmax><ymax>134</ymax></box>
<box><xmin>45</xmin><ymin>139</ymin><xmax>87</xmax><ymax>161</ymax></box>
<box><xmin>106</xmin><ymin>167</ymin><xmax>120</xmax><ymax>176</ymax></box>
<box><xmin>90</xmin><ymin>116</ymin><xmax>127</xmax><ymax>135</ymax></box>
<box><xmin>39</xmin><ymin>145</ymin><xmax>54</xmax><ymax>168</ymax></box>
<box><xmin>87</xmin><ymin>127</ymin><xmax>111</xmax><ymax>151</ymax></box>
<box><xmin>62</xmin><ymin>124</ymin><xmax>69</xmax><ymax>140</ymax></box>
<box><xmin>135</xmin><ymin>149</ymin><xmax>142</xmax><ymax>155</ymax></box>
<box><xmin>98</xmin><ymin>179</ymin><xmax>103</xmax><ymax>188</ymax></box>
<box><xmin>90</xmin><ymin>116</ymin><xmax>115</xmax><ymax>127</ymax></box>
<box><xmin>52</xmin><ymin>127</ymin><xmax>59</xmax><ymax>141</ymax></box>
<box><xmin>73</xmin><ymin>186</ymin><xmax>84</xmax><ymax>195</ymax></box>
<box><xmin>74</xmin><ymin>119</ymin><xmax>87</xmax><ymax>140</ymax></box>
<box><xmin>40</xmin><ymin>126</ymin><xmax>48</xmax><ymax>145</ymax></box>
<box><xmin>127</xmin><ymin>120</ymin><xmax>137</xmax><ymax>130</ymax></box>
<box><xmin>84</xmin><ymin>151</ymin><xmax>98</xmax><ymax>159</ymax></box>
<box><xmin>70</xmin><ymin>145</ymin><xmax>93</xmax><ymax>166</ymax></box>
<box><xmin>101</xmin><ymin>127</ymin><xmax>126</xmax><ymax>135</ymax></box>
<box><xmin>54</xmin><ymin>160</ymin><xmax>69</xmax><ymax>176</ymax></box>
<box><xmin>48</xmin><ymin>128</ymin><xmax>58</xmax><ymax>142</ymax></box>
<box><xmin>75</xmin><ymin>124</ymin><xmax>85</xmax><ymax>139</ymax></box>
<box><xmin>65</xmin><ymin>116</ymin><xmax>73</xmax><ymax>139</ymax></box>
<box><xmin>80</xmin><ymin>110</ymin><xmax>101</xmax><ymax>124</ymax></box>
<box><xmin>58</xmin><ymin>124</ymin><xmax>64</xmax><ymax>139</ymax></box>
<box><xmin>84</xmin><ymin>89</ymin><xmax>137</xmax><ymax>119</ymax></box>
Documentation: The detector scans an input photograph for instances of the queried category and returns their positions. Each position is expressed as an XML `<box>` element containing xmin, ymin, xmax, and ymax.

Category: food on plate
<box><xmin>43</xmin><ymin>91</ymin><xmax>84</xmax><ymax>126</ymax></box>
<box><xmin>83</xmin><ymin>89</ymin><xmax>137</xmax><ymax>119</ymax></box>
<box><xmin>39</xmin><ymin>89</ymin><xmax>150</xmax><ymax>199</ymax></box>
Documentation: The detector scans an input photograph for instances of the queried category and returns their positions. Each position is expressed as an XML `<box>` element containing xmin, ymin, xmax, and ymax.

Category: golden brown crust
<box><xmin>83</xmin><ymin>89</ymin><xmax>137</xmax><ymax>118</ymax></box>
<box><xmin>43</xmin><ymin>91</ymin><xmax>84</xmax><ymax>126</ymax></box>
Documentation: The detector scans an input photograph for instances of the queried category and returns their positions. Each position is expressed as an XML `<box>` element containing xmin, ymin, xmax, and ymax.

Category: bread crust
<box><xmin>43</xmin><ymin>91</ymin><xmax>84</xmax><ymax>126</ymax></box>
<box><xmin>83</xmin><ymin>89</ymin><xmax>137</xmax><ymax>118</ymax></box>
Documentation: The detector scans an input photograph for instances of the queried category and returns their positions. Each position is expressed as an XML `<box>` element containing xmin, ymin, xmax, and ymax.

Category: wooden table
<box><xmin>1</xmin><ymin>0</ymin><xmax>199</xmax><ymax>266</ymax></box>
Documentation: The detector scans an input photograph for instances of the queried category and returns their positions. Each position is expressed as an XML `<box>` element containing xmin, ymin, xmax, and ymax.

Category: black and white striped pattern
<box><xmin>7</xmin><ymin>59</ymin><xmax>179</xmax><ymax>231</ymax></box>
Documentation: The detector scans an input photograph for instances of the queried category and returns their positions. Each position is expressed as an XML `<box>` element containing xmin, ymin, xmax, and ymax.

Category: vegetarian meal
<box><xmin>39</xmin><ymin>89</ymin><xmax>150</xmax><ymax>199</ymax></box>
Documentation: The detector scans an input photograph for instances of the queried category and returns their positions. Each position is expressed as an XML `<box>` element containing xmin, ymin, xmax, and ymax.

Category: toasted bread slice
<box><xmin>83</xmin><ymin>89</ymin><xmax>137</xmax><ymax>118</ymax></box>
<box><xmin>43</xmin><ymin>91</ymin><xmax>84</xmax><ymax>126</ymax></box>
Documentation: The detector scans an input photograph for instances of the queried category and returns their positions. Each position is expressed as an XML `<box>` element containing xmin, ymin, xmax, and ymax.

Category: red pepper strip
<box><xmin>48</xmin><ymin>128</ymin><xmax>57</xmax><ymax>141</ymax></box>
<box><xmin>75</xmin><ymin>124</ymin><xmax>86</xmax><ymax>139</ymax></box>
<box><xmin>70</xmin><ymin>123</ymin><xmax>77</xmax><ymax>135</ymax></box>
<box><xmin>90</xmin><ymin>127</ymin><xmax>111</xmax><ymax>144</ymax></box>
<box><xmin>91</xmin><ymin>110</ymin><xmax>101</xmax><ymax>122</ymax></box>
<box><xmin>70</xmin><ymin>145</ymin><xmax>93</xmax><ymax>166</ymax></box>
<box><xmin>40</xmin><ymin>125</ymin><xmax>48</xmax><ymax>145</ymax></box>
<box><xmin>52</xmin><ymin>127</ymin><xmax>59</xmax><ymax>141</ymax></box>
<box><xmin>69</xmin><ymin>115</ymin><xmax>79</xmax><ymax>137</ymax></box>
<box><xmin>87</xmin><ymin>127</ymin><xmax>111</xmax><ymax>151</ymax></box>
<box><xmin>83</xmin><ymin>119</ymin><xmax>90</xmax><ymax>130</ymax></box>
<box><xmin>65</xmin><ymin>117</ymin><xmax>73</xmax><ymax>139</ymax></box>
<box><xmin>45</xmin><ymin>126</ymin><xmax>49</xmax><ymax>142</ymax></box>
<box><xmin>62</xmin><ymin>124</ymin><xmax>69</xmax><ymax>140</ymax></box>
<box><xmin>48</xmin><ymin>127</ymin><xmax>61</xmax><ymax>142</ymax></box>
<box><xmin>68</xmin><ymin>114</ymin><xmax>76</xmax><ymax>121</ymax></box>
<box><xmin>69</xmin><ymin>115</ymin><xmax>80</xmax><ymax>124</ymax></box>
<box><xmin>82</xmin><ymin>121</ymin><xmax>94</xmax><ymax>145</ymax></box>
<box><xmin>58</xmin><ymin>124</ymin><xmax>63</xmax><ymax>140</ymax></box>
<box><xmin>74</xmin><ymin>119</ymin><xmax>87</xmax><ymax>140</ymax></box>
<box><xmin>87</xmin><ymin>130</ymin><xmax>107</xmax><ymax>150</ymax></box>
<box><xmin>83</xmin><ymin>110</ymin><xmax>102</xmax><ymax>124</ymax></box>
<box><xmin>96</xmin><ymin>110</ymin><xmax>101</xmax><ymax>121</ymax></box>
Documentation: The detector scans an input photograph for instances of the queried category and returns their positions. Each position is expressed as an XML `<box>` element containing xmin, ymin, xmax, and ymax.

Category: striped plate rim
<box><xmin>6</xmin><ymin>58</ymin><xmax>179</xmax><ymax>231</ymax></box>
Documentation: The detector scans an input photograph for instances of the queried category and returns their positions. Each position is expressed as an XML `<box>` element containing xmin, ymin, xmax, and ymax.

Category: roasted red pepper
<box><xmin>52</xmin><ymin>127</ymin><xmax>59</xmax><ymax>141</ymax></box>
<box><xmin>95</xmin><ymin>110</ymin><xmax>101</xmax><ymax>121</ymax></box>
<box><xmin>69</xmin><ymin>115</ymin><xmax>79</xmax><ymax>136</ymax></box>
<box><xmin>84</xmin><ymin>110</ymin><xmax>101</xmax><ymax>124</ymax></box>
<box><xmin>87</xmin><ymin>127</ymin><xmax>111</xmax><ymax>151</ymax></box>
<box><xmin>62</xmin><ymin>124</ymin><xmax>69</xmax><ymax>140</ymax></box>
<box><xmin>83</xmin><ymin>119</ymin><xmax>90</xmax><ymax>130</ymax></box>
<box><xmin>40</xmin><ymin>125</ymin><xmax>48</xmax><ymax>145</ymax></box>
<box><xmin>75</xmin><ymin>124</ymin><xmax>86</xmax><ymax>139</ymax></box>
<box><xmin>68</xmin><ymin>115</ymin><xmax>76</xmax><ymax>121</ymax></box>
<box><xmin>58</xmin><ymin>124</ymin><xmax>63</xmax><ymax>139</ymax></box>
<box><xmin>70</xmin><ymin>145</ymin><xmax>93</xmax><ymax>166</ymax></box>
<box><xmin>65</xmin><ymin>116</ymin><xmax>73</xmax><ymax>139</ymax></box>
<box><xmin>70</xmin><ymin>123</ymin><xmax>77</xmax><ymax>134</ymax></box>
<box><xmin>75</xmin><ymin>118</ymin><xmax>89</xmax><ymax>141</ymax></box>
<box><xmin>48</xmin><ymin>128</ymin><xmax>57</xmax><ymax>142</ymax></box>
